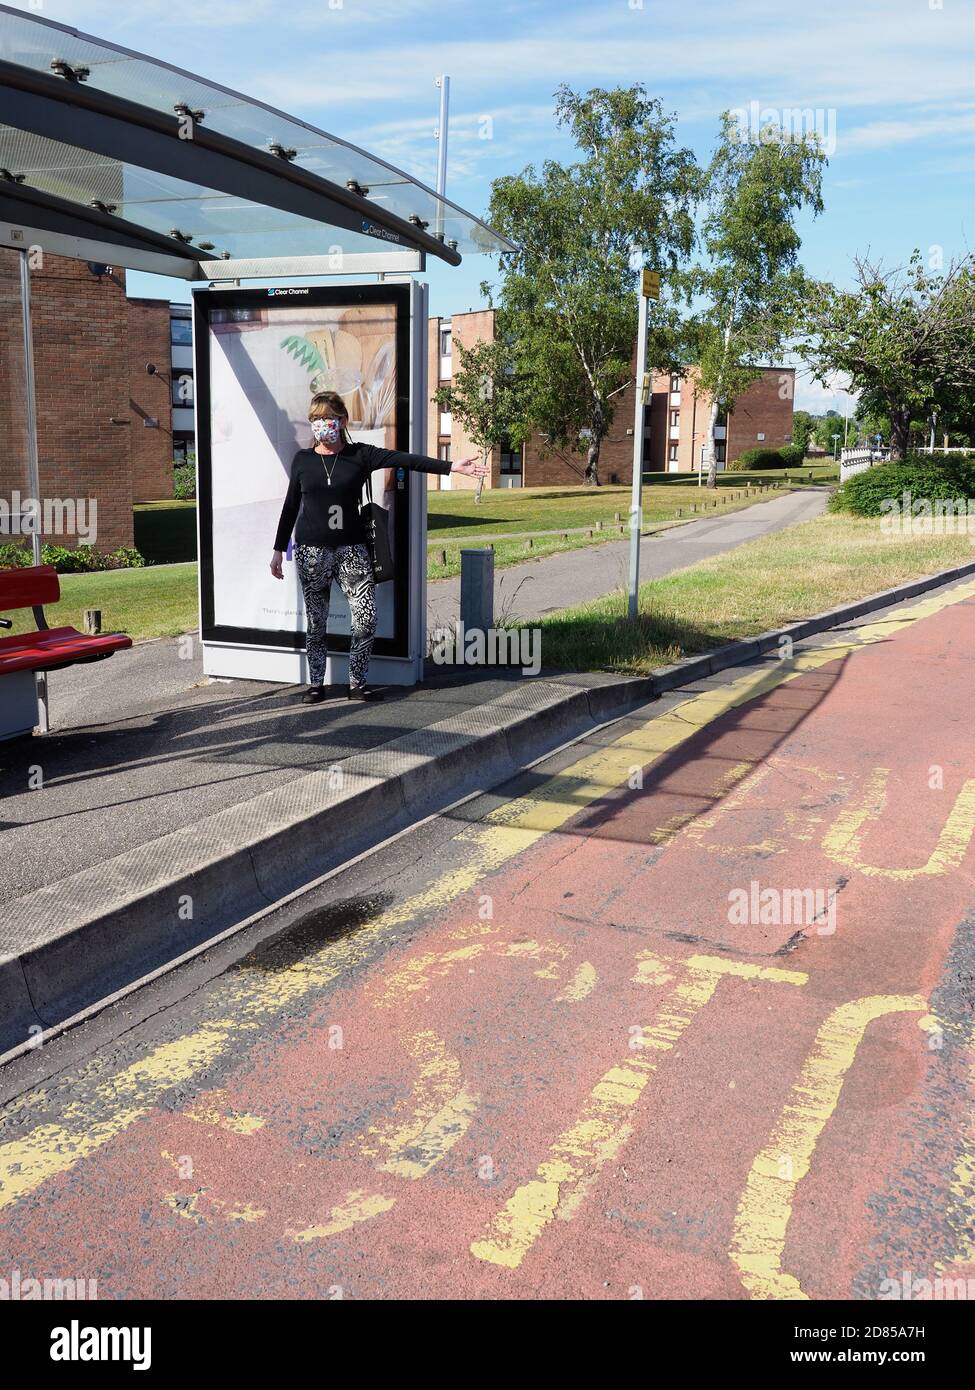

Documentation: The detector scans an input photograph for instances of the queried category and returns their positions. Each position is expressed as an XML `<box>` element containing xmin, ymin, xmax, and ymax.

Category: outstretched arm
<box><xmin>357</xmin><ymin>443</ymin><xmax>488</xmax><ymax>480</ymax></box>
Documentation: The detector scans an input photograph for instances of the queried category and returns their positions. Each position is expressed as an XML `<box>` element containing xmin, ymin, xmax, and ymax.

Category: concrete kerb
<box><xmin>4</xmin><ymin>555</ymin><xmax>974</xmax><ymax>1058</ymax></box>
<box><xmin>0</xmin><ymin>674</ymin><xmax>653</xmax><ymax>1056</ymax></box>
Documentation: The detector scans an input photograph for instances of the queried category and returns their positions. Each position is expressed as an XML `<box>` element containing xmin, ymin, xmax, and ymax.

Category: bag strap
<box><xmin>362</xmin><ymin>465</ymin><xmax>374</xmax><ymax>508</ymax></box>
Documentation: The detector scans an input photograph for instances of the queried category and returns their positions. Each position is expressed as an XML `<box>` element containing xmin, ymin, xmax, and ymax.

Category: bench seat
<box><xmin>0</xmin><ymin>624</ymin><xmax>132</xmax><ymax>674</ymax></box>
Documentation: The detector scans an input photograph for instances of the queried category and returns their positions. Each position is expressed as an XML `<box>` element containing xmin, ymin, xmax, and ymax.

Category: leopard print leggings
<box><xmin>295</xmin><ymin>543</ymin><xmax>377</xmax><ymax>689</ymax></box>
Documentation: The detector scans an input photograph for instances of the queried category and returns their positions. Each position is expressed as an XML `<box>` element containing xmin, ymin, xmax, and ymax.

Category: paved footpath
<box><xmin>2</xmin><ymin>574</ymin><xmax>974</xmax><ymax>1299</ymax></box>
<box><xmin>428</xmin><ymin>486</ymin><xmax>827</xmax><ymax>625</ymax></box>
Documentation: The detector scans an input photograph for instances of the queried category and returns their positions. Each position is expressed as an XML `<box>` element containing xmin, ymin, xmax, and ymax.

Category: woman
<box><xmin>271</xmin><ymin>390</ymin><xmax>486</xmax><ymax>703</ymax></box>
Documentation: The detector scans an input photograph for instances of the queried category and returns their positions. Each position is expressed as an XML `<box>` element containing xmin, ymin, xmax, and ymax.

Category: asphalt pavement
<box><xmin>2</xmin><ymin>570</ymin><xmax>973</xmax><ymax>1298</ymax></box>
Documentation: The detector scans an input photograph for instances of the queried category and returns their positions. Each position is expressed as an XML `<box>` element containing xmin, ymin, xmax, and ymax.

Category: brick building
<box><xmin>427</xmin><ymin>309</ymin><xmax>794</xmax><ymax>488</ymax></box>
<box><xmin>427</xmin><ymin>309</ymin><xmax>647</xmax><ymax>490</ymax></box>
<box><xmin>647</xmin><ymin>364</ymin><xmax>796</xmax><ymax>474</ymax></box>
<box><xmin>0</xmin><ymin>251</ymin><xmax>178</xmax><ymax>556</ymax></box>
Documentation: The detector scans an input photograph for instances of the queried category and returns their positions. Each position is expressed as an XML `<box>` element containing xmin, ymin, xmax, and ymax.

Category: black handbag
<box><xmin>360</xmin><ymin>472</ymin><xmax>395</xmax><ymax>583</ymax></box>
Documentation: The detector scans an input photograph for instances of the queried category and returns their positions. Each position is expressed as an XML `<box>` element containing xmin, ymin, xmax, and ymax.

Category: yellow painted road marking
<box><xmin>730</xmin><ymin>993</ymin><xmax>927</xmax><ymax>1300</ymax></box>
<box><xmin>935</xmin><ymin>1017</ymin><xmax>975</xmax><ymax>1271</ymax></box>
<box><xmin>2</xmin><ymin>577</ymin><xmax>972</xmax><ymax>1214</ymax></box>
<box><xmin>823</xmin><ymin>767</ymin><xmax>975</xmax><ymax>880</ymax></box>
<box><xmin>555</xmin><ymin>962</ymin><xmax>598</xmax><ymax>1003</ymax></box>
<box><xmin>470</xmin><ymin>953</ymin><xmax>806</xmax><ymax>1270</ymax></box>
<box><xmin>357</xmin><ymin>1030</ymin><xmax>478</xmax><ymax>1181</ymax></box>
<box><xmin>373</xmin><ymin>929</ymin><xmax>573</xmax><ymax>1008</ymax></box>
<box><xmin>290</xmin><ymin>1190</ymin><xmax>396</xmax><ymax>1243</ymax></box>
<box><xmin>183</xmin><ymin>1092</ymin><xmax>266</xmax><ymax>1135</ymax></box>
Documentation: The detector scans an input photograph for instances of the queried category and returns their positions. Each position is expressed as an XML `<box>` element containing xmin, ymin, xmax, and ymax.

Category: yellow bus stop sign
<box><xmin>641</xmin><ymin>269</ymin><xmax>660</xmax><ymax>299</ymax></box>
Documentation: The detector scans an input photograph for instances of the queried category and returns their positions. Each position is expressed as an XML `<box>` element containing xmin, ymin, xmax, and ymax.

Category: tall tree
<box><xmin>484</xmin><ymin>84</ymin><xmax>700</xmax><ymax>485</ymax></box>
<box><xmin>434</xmin><ymin>337</ymin><xmax>528</xmax><ymax>504</ymax></box>
<box><xmin>688</xmin><ymin>112</ymin><xmax>826</xmax><ymax>488</ymax></box>
<box><xmin>800</xmin><ymin>252</ymin><xmax>975</xmax><ymax>459</ymax></box>
<box><xmin>791</xmin><ymin>409</ymin><xmax>814</xmax><ymax>454</ymax></box>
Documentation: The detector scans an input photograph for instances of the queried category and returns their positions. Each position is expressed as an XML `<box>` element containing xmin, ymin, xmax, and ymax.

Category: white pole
<box><xmin>434</xmin><ymin>76</ymin><xmax>450</xmax><ymax>241</ymax></box>
<box><xmin>627</xmin><ymin>292</ymin><xmax>648</xmax><ymax>620</ymax></box>
<box><xmin>19</xmin><ymin>248</ymin><xmax>48</xmax><ymax>734</ymax></box>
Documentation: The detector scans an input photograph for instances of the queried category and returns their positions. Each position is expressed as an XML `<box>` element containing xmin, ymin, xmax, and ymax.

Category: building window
<box><xmin>173</xmin><ymin>435</ymin><xmax>194</xmax><ymax>464</ymax></box>
<box><xmin>170</xmin><ymin>316</ymin><xmax>192</xmax><ymax>346</ymax></box>
<box><xmin>172</xmin><ymin>372</ymin><xmax>194</xmax><ymax>407</ymax></box>
<box><xmin>440</xmin><ymin>326</ymin><xmax>452</xmax><ymax>358</ymax></box>
<box><xmin>499</xmin><ymin>441</ymin><xmax>523</xmax><ymax>478</ymax></box>
<box><xmin>438</xmin><ymin>442</ymin><xmax>451</xmax><ymax>463</ymax></box>
<box><xmin>715</xmin><ymin>442</ymin><xmax>726</xmax><ymax>463</ymax></box>
<box><xmin>668</xmin><ymin>442</ymin><xmax>679</xmax><ymax>463</ymax></box>
<box><xmin>670</xmin><ymin>372</ymin><xmax>681</xmax><ymax>394</ymax></box>
<box><xmin>670</xmin><ymin>409</ymin><xmax>680</xmax><ymax>429</ymax></box>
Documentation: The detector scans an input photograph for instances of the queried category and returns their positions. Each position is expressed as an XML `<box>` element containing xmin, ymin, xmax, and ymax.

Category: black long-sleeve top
<box><xmin>273</xmin><ymin>441</ymin><xmax>452</xmax><ymax>551</ymax></box>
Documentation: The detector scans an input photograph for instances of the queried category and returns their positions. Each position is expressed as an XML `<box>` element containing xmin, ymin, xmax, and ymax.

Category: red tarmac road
<box><xmin>2</xmin><ymin>578</ymin><xmax>975</xmax><ymax>1300</ymax></box>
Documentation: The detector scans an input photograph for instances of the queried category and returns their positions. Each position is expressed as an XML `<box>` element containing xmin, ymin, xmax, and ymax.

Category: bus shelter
<box><xmin>0</xmin><ymin>3</ymin><xmax>512</xmax><ymax>728</ymax></box>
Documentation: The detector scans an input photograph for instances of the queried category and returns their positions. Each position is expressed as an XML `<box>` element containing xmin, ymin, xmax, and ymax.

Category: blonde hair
<box><xmin>308</xmin><ymin>390</ymin><xmax>348</xmax><ymax>422</ymax></box>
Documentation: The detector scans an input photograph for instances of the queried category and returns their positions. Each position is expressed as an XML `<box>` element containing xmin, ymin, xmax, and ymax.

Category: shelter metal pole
<box><xmin>19</xmin><ymin>248</ymin><xmax>48</xmax><ymax>733</ymax></box>
<box><xmin>627</xmin><ymin>292</ymin><xmax>648</xmax><ymax>620</ymax></box>
<box><xmin>434</xmin><ymin>76</ymin><xmax>450</xmax><ymax>241</ymax></box>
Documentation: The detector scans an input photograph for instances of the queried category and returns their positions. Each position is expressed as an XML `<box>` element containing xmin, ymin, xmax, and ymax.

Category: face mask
<box><xmin>311</xmin><ymin>417</ymin><xmax>343</xmax><ymax>445</ymax></box>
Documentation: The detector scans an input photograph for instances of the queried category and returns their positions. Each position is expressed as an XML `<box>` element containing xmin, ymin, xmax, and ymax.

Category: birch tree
<box><xmin>690</xmin><ymin>112</ymin><xmax>825</xmax><ymax>488</ymax></box>
<box><xmin>484</xmin><ymin>84</ymin><xmax>700</xmax><ymax>485</ymax></box>
<box><xmin>799</xmin><ymin>252</ymin><xmax>975</xmax><ymax>460</ymax></box>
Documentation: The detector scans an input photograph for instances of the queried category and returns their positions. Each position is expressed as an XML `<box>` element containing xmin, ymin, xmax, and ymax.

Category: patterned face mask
<box><xmin>311</xmin><ymin>417</ymin><xmax>343</xmax><ymax>445</ymax></box>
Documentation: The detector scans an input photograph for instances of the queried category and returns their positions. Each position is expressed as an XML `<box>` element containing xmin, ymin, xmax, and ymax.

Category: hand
<box><xmin>270</xmin><ymin>550</ymin><xmax>284</xmax><ymax>580</ymax></box>
<box><xmin>452</xmin><ymin>456</ymin><xmax>489</xmax><ymax>478</ymax></box>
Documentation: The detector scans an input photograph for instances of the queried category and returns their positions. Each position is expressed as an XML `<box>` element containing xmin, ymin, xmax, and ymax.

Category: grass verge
<box><xmin>4</xmin><ymin>563</ymin><xmax>198</xmax><ymax>641</ymax></box>
<box><xmin>524</xmin><ymin>512</ymin><xmax>975</xmax><ymax>674</ymax></box>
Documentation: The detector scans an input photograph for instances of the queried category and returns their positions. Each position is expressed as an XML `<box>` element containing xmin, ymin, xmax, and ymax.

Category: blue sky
<box><xmin>16</xmin><ymin>0</ymin><xmax>975</xmax><ymax>412</ymax></box>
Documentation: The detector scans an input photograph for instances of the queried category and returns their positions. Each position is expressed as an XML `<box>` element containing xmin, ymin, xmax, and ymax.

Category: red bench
<box><xmin>0</xmin><ymin>565</ymin><xmax>132</xmax><ymax>675</ymax></box>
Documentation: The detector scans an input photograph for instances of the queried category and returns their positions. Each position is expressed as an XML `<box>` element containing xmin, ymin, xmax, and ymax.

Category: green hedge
<box><xmin>728</xmin><ymin>444</ymin><xmax>804</xmax><ymax>471</ymax></box>
<box><xmin>0</xmin><ymin>541</ymin><xmax>146</xmax><ymax>573</ymax></box>
<box><xmin>828</xmin><ymin>454</ymin><xmax>975</xmax><ymax>517</ymax></box>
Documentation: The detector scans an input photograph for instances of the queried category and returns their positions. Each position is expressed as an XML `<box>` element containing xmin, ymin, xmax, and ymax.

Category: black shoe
<box><xmin>301</xmin><ymin>686</ymin><xmax>326</xmax><ymax>704</ymax></box>
<box><xmin>347</xmin><ymin>685</ymin><xmax>384</xmax><ymax>702</ymax></box>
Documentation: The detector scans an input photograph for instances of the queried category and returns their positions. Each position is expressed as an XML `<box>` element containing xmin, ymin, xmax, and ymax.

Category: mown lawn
<box><xmin>131</xmin><ymin>480</ymin><xmax>795</xmax><ymax>585</ymax></box>
<box><xmin>524</xmin><ymin>512</ymin><xmax>975</xmax><ymax>674</ymax></box>
<box><xmin>7</xmin><ymin>476</ymin><xmax>858</xmax><ymax>648</ymax></box>
<box><xmin>3</xmin><ymin>563</ymin><xmax>198</xmax><ymax>641</ymax></box>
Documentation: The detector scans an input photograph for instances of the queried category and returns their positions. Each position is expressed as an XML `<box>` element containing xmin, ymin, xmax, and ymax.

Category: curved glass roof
<box><xmin>0</xmin><ymin>3</ymin><xmax>513</xmax><ymax>273</ymax></box>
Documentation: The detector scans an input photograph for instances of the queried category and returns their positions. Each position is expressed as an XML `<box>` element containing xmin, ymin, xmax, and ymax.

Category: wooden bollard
<box><xmin>84</xmin><ymin>608</ymin><xmax>101</xmax><ymax>635</ymax></box>
<box><xmin>614</xmin><ymin>512</ymin><xmax>621</xmax><ymax>522</ymax></box>
<box><xmin>525</xmin><ymin>537</ymin><xmax>533</xmax><ymax>549</ymax></box>
<box><xmin>437</xmin><ymin>549</ymin><xmax>447</xmax><ymax>566</ymax></box>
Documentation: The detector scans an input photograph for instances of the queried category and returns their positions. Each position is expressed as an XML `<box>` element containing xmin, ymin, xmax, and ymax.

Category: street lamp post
<box><xmin>832</xmin><ymin>432</ymin><xmax>841</xmax><ymax>460</ymax></box>
<box><xmin>628</xmin><ymin>269</ymin><xmax>658</xmax><ymax>620</ymax></box>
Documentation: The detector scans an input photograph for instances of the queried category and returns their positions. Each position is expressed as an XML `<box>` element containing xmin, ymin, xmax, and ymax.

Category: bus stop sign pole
<box><xmin>627</xmin><ymin>269</ymin><xmax>657</xmax><ymax>620</ymax></box>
